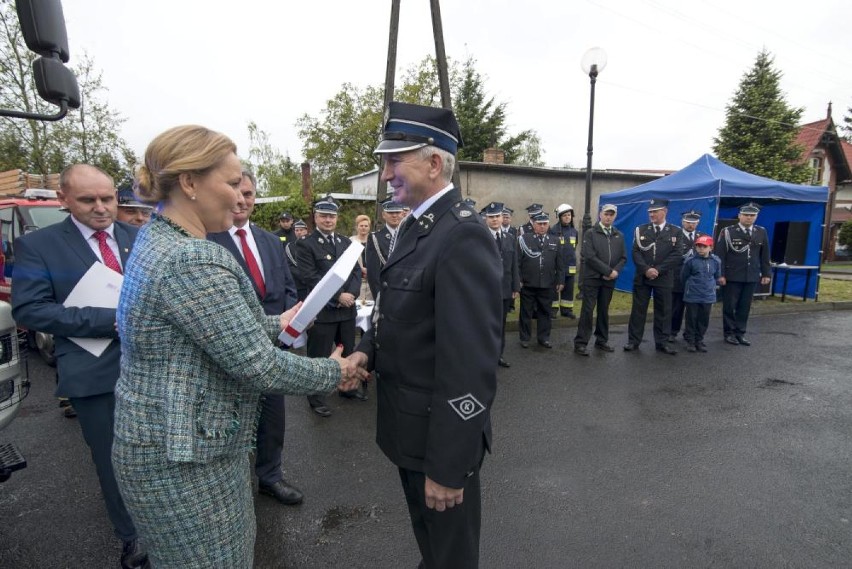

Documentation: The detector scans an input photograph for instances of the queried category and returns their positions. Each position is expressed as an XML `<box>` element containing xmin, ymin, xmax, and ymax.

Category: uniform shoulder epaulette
<box><xmin>450</xmin><ymin>202</ymin><xmax>478</xmax><ymax>223</ymax></box>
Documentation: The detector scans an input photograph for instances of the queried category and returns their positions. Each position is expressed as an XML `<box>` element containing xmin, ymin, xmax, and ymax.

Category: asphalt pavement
<box><xmin>1</xmin><ymin>311</ymin><xmax>851</xmax><ymax>568</ymax></box>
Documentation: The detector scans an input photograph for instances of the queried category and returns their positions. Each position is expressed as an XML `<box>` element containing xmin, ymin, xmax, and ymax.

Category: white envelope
<box><xmin>63</xmin><ymin>262</ymin><xmax>123</xmax><ymax>357</ymax></box>
<box><xmin>279</xmin><ymin>241</ymin><xmax>363</xmax><ymax>346</ymax></box>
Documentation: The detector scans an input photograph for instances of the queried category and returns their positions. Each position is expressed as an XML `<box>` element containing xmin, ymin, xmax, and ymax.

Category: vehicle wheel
<box><xmin>34</xmin><ymin>331</ymin><xmax>56</xmax><ymax>367</ymax></box>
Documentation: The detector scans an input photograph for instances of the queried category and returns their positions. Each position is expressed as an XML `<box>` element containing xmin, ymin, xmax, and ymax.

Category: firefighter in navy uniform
<box><xmin>624</xmin><ymin>198</ymin><xmax>683</xmax><ymax>354</ymax></box>
<box><xmin>517</xmin><ymin>211</ymin><xmax>564</xmax><ymax>349</ymax></box>
<box><xmin>349</xmin><ymin>102</ymin><xmax>501</xmax><ymax>569</ymax></box>
<box><xmin>483</xmin><ymin>201</ymin><xmax>519</xmax><ymax>367</ymax></box>
<box><xmin>518</xmin><ymin>203</ymin><xmax>542</xmax><ymax>235</ymax></box>
<box><xmin>501</xmin><ymin>206</ymin><xmax>518</xmax><ymax>238</ymax></box>
<box><xmin>285</xmin><ymin>219</ymin><xmax>309</xmax><ymax>301</ymax></box>
<box><xmin>274</xmin><ymin>211</ymin><xmax>296</xmax><ymax>246</ymax></box>
<box><xmin>715</xmin><ymin>202</ymin><xmax>771</xmax><ymax>346</ymax></box>
<box><xmin>670</xmin><ymin>209</ymin><xmax>705</xmax><ymax>342</ymax></box>
<box><xmin>365</xmin><ymin>198</ymin><xmax>405</xmax><ymax>299</ymax></box>
<box><xmin>295</xmin><ymin>197</ymin><xmax>364</xmax><ymax>416</ymax></box>
<box><xmin>549</xmin><ymin>203</ymin><xmax>579</xmax><ymax>319</ymax></box>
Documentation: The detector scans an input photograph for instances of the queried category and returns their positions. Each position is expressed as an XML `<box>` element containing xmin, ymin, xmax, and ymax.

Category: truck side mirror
<box><xmin>33</xmin><ymin>57</ymin><xmax>80</xmax><ymax>108</ymax></box>
<box><xmin>0</xmin><ymin>0</ymin><xmax>78</xmax><ymax>121</ymax></box>
<box><xmin>16</xmin><ymin>0</ymin><xmax>70</xmax><ymax>62</ymax></box>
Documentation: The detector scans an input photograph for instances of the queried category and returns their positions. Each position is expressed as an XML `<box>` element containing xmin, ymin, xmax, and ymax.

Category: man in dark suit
<box><xmin>208</xmin><ymin>169</ymin><xmax>303</xmax><ymax>506</ymax></box>
<box><xmin>573</xmin><ymin>204</ymin><xmax>627</xmax><ymax>356</ymax></box>
<box><xmin>349</xmin><ymin>102</ymin><xmax>501</xmax><ymax>569</ymax></box>
<box><xmin>285</xmin><ymin>219</ymin><xmax>310</xmax><ymax>301</ymax></box>
<box><xmin>715</xmin><ymin>202</ymin><xmax>771</xmax><ymax>346</ymax></box>
<box><xmin>11</xmin><ymin>164</ymin><xmax>148</xmax><ymax>569</ymax></box>
<box><xmin>624</xmin><ymin>198</ymin><xmax>682</xmax><ymax>354</ymax></box>
<box><xmin>365</xmin><ymin>198</ymin><xmax>405</xmax><ymax>299</ymax></box>
<box><xmin>517</xmin><ymin>212</ymin><xmax>564</xmax><ymax>349</ymax></box>
<box><xmin>295</xmin><ymin>197</ymin><xmax>363</xmax><ymax>417</ymax></box>
<box><xmin>483</xmin><ymin>202</ymin><xmax>519</xmax><ymax>367</ymax></box>
<box><xmin>670</xmin><ymin>209</ymin><xmax>704</xmax><ymax>342</ymax></box>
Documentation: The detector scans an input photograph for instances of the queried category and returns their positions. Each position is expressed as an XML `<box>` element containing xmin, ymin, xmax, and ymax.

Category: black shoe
<box><xmin>520</xmin><ymin>340</ymin><xmax>529</xmax><ymax>349</ymax></box>
<box><xmin>561</xmin><ymin>309</ymin><xmax>576</xmax><ymax>319</ymax></box>
<box><xmin>338</xmin><ymin>389</ymin><xmax>368</xmax><ymax>401</ymax></box>
<box><xmin>623</xmin><ymin>343</ymin><xmax>640</xmax><ymax>352</ymax></box>
<box><xmin>550</xmin><ymin>308</ymin><xmax>559</xmax><ymax>318</ymax></box>
<box><xmin>63</xmin><ymin>405</ymin><xmax>77</xmax><ymax>419</ymax></box>
<box><xmin>311</xmin><ymin>405</ymin><xmax>332</xmax><ymax>417</ymax></box>
<box><xmin>666</xmin><ymin>335</ymin><xmax>676</xmax><ymax>343</ymax></box>
<box><xmin>594</xmin><ymin>342</ymin><xmax>615</xmax><ymax>352</ymax></box>
<box><xmin>574</xmin><ymin>345</ymin><xmax>590</xmax><ymax>356</ymax></box>
<box><xmin>736</xmin><ymin>335</ymin><xmax>751</xmax><ymax>346</ymax></box>
<box><xmin>498</xmin><ymin>357</ymin><xmax>511</xmax><ymax>368</ymax></box>
<box><xmin>724</xmin><ymin>335</ymin><xmax>740</xmax><ymax>345</ymax></box>
<box><xmin>656</xmin><ymin>344</ymin><xmax>677</xmax><ymax>355</ymax></box>
<box><xmin>259</xmin><ymin>480</ymin><xmax>304</xmax><ymax>505</ymax></box>
<box><xmin>538</xmin><ymin>340</ymin><xmax>553</xmax><ymax>349</ymax></box>
<box><xmin>696</xmin><ymin>344</ymin><xmax>708</xmax><ymax>353</ymax></box>
<box><xmin>120</xmin><ymin>538</ymin><xmax>149</xmax><ymax>569</ymax></box>
<box><xmin>685</xmin><ymin>344</ymin><xmax>697</xmax><ymax>353</ymax></box>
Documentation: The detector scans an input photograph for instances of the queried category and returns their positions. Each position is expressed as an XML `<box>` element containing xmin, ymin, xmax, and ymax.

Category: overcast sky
<box><xmin>61</xmin><ymin>0</ymin><xmax>851</xmax><ymax>174</ymax></box>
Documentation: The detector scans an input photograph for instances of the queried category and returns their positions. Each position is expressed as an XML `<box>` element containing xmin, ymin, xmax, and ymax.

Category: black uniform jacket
<box><xmin>294</xmin><ymin>229</ymin><xmax>361</xmax><ymax>323</ymax></box>
<box><xmin>357</xmin><ymin>188</ymin><xmax>502</xmax><ymax>489</ymax></box>
<box><xmin>714</xmin><ymin>224</ymin><xmax>771</xmax><ymax>283</ymax></box>
<box><xmin>517</xmin><ymin>232</ymin><xmax>565</xmax><ymax>289</ymax></box>
<box><xmin>496</xmin><ymin>231</ymin><xmax>520</xmax><ymax>300</ymax></box>
<box><xmin>274</xmin><ymin>227</ymin><xmax>296</xmax><ymax>247</ymax></box>
<box><xmin>284</xmin><ymin>239</ymin><xmax>309</xmax><ymax>300</ymax></box>
<box><xmin>672</xmin><ymin>230</ymin><xmax>705</xmax><ymax>292</ymax></box>
<box><xmin>365</xmin><ymin>225</ymin><xmax>394</xmax><ymax>299</ymax></box>
<box><xmin>579</xmin><ymin>223</ymin><xmax>627</xmax><ymax>287</ymax></box>
<box><xmin>631</xmin><ymin>222</ymin><xmax>683</xmax><ymax>288</ymax></box>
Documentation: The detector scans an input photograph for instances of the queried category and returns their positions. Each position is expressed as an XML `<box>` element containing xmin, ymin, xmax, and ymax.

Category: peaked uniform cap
<box><xmin>484</xmin><ymin>202</ymin><xmax>504</xmax><ymax>216</ymax></box>
<box><xmin>314</xmin><ymin>196</ymin><xmax>339</xmax><ymax>213</ymax></box>
<box><xmin>502</xmin><ymin>206</ymin><xmax>514</xmax><ymax>215</ymax></box>
<box><xmin>293</xmin><ymin>219</ymin><xmax>308</xmax><ymax>229</ymax></box>
<box><xmin>600</xmin><ymin>203</ymin><xmax>618</xmax><ymax>213</ymax></box>
<box><xmin>525</xmin><ymin>203</ymin><xmax>544</xmax><ymax>216</ymax></box>
<box><xmin>381</xmin><ymin>198</ymin><xmax>405</xmax><ymax>212</ymax></box>
<box><xmin>681</xmin><ymin>209</ymin><xmax>701</xmax><ymax>222</ymax></box>
<box><xmin>375</xmin><ymin>102</ymin><xmax>463</xmax><ymax>155</ymax></box>
<box><xmin>117</xmin><ymin>187</ymin><xmax>152</xmax><ymax>209</ymax></box>
<box><xmin>739</xmin><ymin>202</ymin><xmax>761</xmax><ymax>214</ymax></box>
<box><xmin>532</xmin><ymin>212</ymin><xmax>550</xmax><ymax>223</ymax></box>
<box><xmin>647</xmin><ymin>198</ymin><xmax>669</xmax><ymax>211</ymax></box>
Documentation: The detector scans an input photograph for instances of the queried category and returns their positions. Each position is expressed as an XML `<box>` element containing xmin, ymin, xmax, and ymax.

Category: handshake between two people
<box><xmin>279</xmin><ymin>301</ymin><xmax>372</xmax><ymax>393</ymax></box>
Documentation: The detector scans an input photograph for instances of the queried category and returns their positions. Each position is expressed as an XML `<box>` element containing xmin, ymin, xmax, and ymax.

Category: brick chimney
<box><xmin>301</xmin><ymin>162</ymin><xmax>314</xmax><ymax>231</ymax></box>
<box><xmin>483</xmin><ymin>148</ymin><xmax>505</xmax><ymax>164</ymax></box>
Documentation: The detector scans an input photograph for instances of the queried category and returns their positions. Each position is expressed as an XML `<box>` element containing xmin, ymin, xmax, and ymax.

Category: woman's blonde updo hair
<box><xmin>135</xmin><ymin>125</ymin><xmax>237</xmax><ymax>203</ymax></box>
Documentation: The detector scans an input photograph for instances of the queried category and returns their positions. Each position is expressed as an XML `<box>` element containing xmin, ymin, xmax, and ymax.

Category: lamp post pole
<box><xmin>581</xmin><ymin>48</ymin><xmax>607</xmax><ymax>233</ymax></box>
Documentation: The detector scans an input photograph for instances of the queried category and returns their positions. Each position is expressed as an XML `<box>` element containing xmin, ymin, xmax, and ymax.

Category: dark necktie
<box><xmin>654</xmin><ymin>225</ymin><xmax>661</xmax><ymax>237</ymax></box>
<box><xmin>746</xmin><ymin>228</ymin><xmax>752</xmax><ymax>237</ymax></box>
<box><xmin>235</xmin><ymin>228</ymin><xmax>266</xmax><ymax>298</ymax></box>
<box><xmin>93</xmin><ymin>231</ymin><xmax>122</xmax><ymax>274</ymax></box>
<box><xmin>495</xmin><ymin>232</ymin><xmax>501</xmax><ymax>245</ymax></box>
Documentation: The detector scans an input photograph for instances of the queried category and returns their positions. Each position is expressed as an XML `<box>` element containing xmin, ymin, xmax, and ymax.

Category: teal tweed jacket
<box><xmin>114</xmin><ymin>216</ymin><xmax>339</xmax><ymax>463</ymax></box>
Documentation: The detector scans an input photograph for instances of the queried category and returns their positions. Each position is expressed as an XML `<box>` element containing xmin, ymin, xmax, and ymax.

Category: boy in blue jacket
<box><xmin>681</xmin><ymin>235</ymin><xmax>723</xmax><ymax>352</ymax></box>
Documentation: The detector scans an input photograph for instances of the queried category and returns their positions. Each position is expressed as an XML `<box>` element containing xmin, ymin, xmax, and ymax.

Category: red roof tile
<box><xmin>795</xmin><ymin>118</ymin><xmax>831</xmax><ymax>158</ymax></box>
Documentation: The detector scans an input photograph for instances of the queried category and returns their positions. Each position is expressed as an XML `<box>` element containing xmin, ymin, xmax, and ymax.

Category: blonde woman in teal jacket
<box><xmin>112</xmin><ymin>125</ymin><xmax>366</xmax><ymax>568</ymax></box>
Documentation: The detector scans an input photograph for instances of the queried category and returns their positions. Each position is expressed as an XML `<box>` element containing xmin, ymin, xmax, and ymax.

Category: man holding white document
<box><xmin>294</xmin><ymin>196</ymin><xmax>364</xmax><ymax>417</ymax></box>
<box><xmin>11</xmin><ymin>164</ymin><xmax>147</xmax><ymax>568</ymax></box>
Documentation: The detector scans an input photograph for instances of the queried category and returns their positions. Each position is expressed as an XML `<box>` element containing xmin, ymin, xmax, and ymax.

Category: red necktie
<box><xmin>93</xmin><ymin>230</ymin><xmax>122</xmax><ymax>274</ymax></box>
<box><xmin>235</xmin><ymin>228</ymin><xmax>266</xmax><ymax>298</ymax></box>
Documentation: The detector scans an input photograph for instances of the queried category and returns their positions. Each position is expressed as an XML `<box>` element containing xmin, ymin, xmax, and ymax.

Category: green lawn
<box><xmin>538</xmin><ymin>276</ymin><xmax>852</xmax><ymax>315</ymax></box>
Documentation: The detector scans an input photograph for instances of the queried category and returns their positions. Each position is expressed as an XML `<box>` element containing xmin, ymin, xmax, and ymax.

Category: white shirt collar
<box><xmin>70</xmin><ymin>215</ymin><xmax>115</xmax><ymax>241</ymax></box>
<box><xmin>410</xmin><ymin>183</ymin><xmax>454</xmax><ymax>219</ymax></box>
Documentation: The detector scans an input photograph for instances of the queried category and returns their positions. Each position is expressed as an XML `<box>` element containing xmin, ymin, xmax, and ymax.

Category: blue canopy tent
<box><xmin>597</xmin><ymin>154</ymin><xmax>829</xmax><ymax>299</ymax></box>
